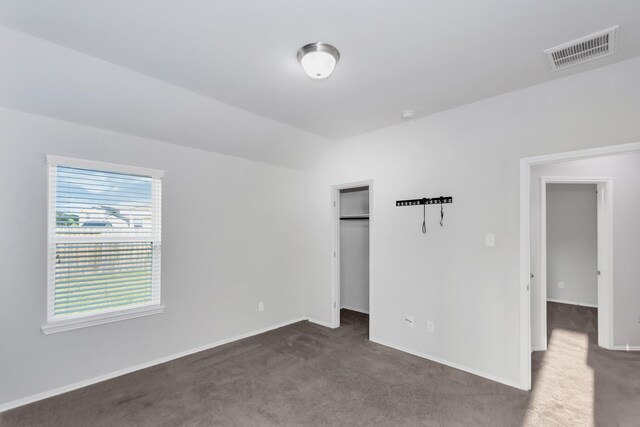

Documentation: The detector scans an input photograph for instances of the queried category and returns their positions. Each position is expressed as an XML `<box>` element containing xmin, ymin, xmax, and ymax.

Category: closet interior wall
<box><xmin>339</xmin><ymin>187</ymin><xmax>370</xmax><ymax>314</ymax></box>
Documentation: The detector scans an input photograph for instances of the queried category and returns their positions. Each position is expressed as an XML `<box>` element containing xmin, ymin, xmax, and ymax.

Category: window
<box><xmin>43</xmin><ymin>156</ymin><xmax>163</xmax><ymax>334</ymax></box>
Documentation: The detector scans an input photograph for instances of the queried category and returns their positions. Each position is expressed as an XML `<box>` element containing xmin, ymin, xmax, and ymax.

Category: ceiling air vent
<box><xmin>544</xmin><ymin>26</ymin><xmax>618</xmax><ymax>72</ymax></box>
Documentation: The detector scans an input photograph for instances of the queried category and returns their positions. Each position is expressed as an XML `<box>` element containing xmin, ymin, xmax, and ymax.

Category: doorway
<box><xmin>518</xmin><ymin>142</ymin><xmax>640</xmax><ymax>390</ymax></box>
<box><xmin>331</xmin><ymin>182</ymin><xmax>372</xmax><ymax>331</ymax></box>
<box><xmin>537</xmin><ymin>177</ymin><xmax>612</xmax><ymax>351</ymax></box>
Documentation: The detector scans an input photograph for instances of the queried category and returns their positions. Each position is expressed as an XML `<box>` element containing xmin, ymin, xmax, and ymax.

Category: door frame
<box><xmin>331</xmin><ymin>180</ymin><xmax>373</xmax><ymax>328</ymax></box>
<box><xmin>519</xmin><ymin>141</ymin><xmax>640</xmax><ymax>390</ymax></box>
<box><xmin>537</xmin><ymin>176</ymin><xmax>613</xmax><ymax>352</ymax></box>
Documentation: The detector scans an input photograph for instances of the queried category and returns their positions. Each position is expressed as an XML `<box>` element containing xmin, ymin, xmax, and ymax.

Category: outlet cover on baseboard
<box><xmin>558</xmin><ymin>282</ymin><xmax>565</xmax><ymax>289</ymax></box>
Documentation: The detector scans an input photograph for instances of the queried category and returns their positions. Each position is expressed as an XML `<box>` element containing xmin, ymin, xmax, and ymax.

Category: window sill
<box><xmin>41</xmin><ymin>305</ymin><xmax>165</xmax><ymax>335</ymax></box>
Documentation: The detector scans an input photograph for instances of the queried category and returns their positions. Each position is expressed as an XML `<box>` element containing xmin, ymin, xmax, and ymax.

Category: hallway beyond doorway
<box><xmin>527</xmin><ymin>302</ymin><xmax>640</xmax><ymax>425</ymax></box>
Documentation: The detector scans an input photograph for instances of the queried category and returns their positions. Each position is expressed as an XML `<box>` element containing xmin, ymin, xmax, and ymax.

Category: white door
<box><xmin>596</xmin><ymin>183</ymin><xmax>611</xmax><ymax>349</ymax></box>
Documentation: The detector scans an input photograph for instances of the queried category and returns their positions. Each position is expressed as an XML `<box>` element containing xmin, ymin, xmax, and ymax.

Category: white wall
<box><xmin>530</xmin><ymin>154</ymin><xmax>640</xmax><ymax>349</ymax></box>
<box><xmin>340</xmin><ymin>189</ymin><xmax>369</xmax><ymax>314</ymax></box>
<box><xmin>546</xmin><ymin>184</ymin><xmax>598</xmax><ymax>306</ymax></box>
<box><xmin>0</xmin><ymin>107</ymin><xmax>306</xmax><ymax>406</ymax></box>
<box><xmin>0</xmin><ymin>26</ymin><xmax>331</xmax><ymax>170</ymax></box>
<box><xmin>304</xmin><ymin>57</ymin><xmax>640</xmax><ymax>387</ymax></box>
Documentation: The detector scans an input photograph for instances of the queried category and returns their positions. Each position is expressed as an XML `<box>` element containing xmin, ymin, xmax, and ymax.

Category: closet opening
<box><xmin>331</xmin><ymin>182</ymin><xmax>371</xmax><ymax>336</ymax></box>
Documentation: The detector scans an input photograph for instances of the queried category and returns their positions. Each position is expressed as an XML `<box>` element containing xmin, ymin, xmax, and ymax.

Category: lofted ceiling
<box><xmin>1</xmin><ymin>1</ymin><xmax>640</xmax><ymax>147</ymax></box>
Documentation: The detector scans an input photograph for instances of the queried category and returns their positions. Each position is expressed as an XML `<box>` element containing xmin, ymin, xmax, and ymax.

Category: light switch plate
<box><xmin>426</xmin><ymin>320</ymin><xmax>435</xmax><ymax>333</ymax></box>
<box><xmin>558</xmin><ymin>282</ymin><xmax>565</xmax><ymax>289</ymax></box>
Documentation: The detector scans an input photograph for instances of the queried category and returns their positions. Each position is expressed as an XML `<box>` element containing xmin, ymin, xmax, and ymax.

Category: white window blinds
<box><xmin>47</xmin><ymin>156</ymin><xmax>163</xmax><ymax>327</ymax></box>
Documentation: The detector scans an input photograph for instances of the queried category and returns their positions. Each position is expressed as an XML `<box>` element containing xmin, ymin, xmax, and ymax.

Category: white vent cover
<box><xmin>544</xmin><ymin>26</ymin><xmax>618</xmax><ymax>72</ymax></box>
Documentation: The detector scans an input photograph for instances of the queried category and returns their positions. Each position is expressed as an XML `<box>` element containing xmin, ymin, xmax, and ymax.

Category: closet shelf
<box><xmin>340</xmin><ymin>214</ymin><xmax>369</xmax><ymax>220</ymax></box>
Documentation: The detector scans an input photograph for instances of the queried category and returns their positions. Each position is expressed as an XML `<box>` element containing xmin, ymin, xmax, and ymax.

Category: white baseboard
<box><xmin>307</xmin><ymin>318</ymin><xmax>335</xmax><ymax>328</ymax></box>
<box><xmin>612</xmin><ymin>345</ymin><xmax>640</xmax><ymax>352</ymax></box>
<box><xmin>547</xmin><ymin>298</ymin><xmax>597</xmax><ymax>308</ymax></box>
<box><xmin>340</xmin><ymin>305</ymin><xmax>369</xmax><ymax>314</ymax></box>
<box><xmin>0</xmin><ymin>317</ymin><xmax>307</xmax><ymax>413</ymax></box>
<box><xmin>370</xmin><ymin>338</ymin><xmax>526</xmax><ymax>391</ymax></box>
<box><xmin>532</xmin><ymin>342</ymin><xmax>639</xmax><ymax>353</ymax></box>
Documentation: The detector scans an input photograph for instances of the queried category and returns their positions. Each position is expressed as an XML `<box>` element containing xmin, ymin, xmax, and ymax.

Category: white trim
<box><xmin>307</xmin><ymin>318</ymin><xmax>336</xmax><ymax>328</ymax></box>
<box><xmin>547</xmin><ymin>298</ymin><xmax>598</xmax><ymax>308</ymax></box>
<box><xmin>46</xmin><ymin>155</ymin><xmax>164</xmax><ymax>178</ymax></box>
<box><xmin>370</xmin><ymin>338</ymin><xmax>525</xmax><ymax>390</ymax></box>
<box><xmin>540</xmin><ymin>176</ymin><xmax>613</xmax><ymax>182</ymax></box>
<box><xmin>612</xmin><ymin>345</ymin><xmax>640</xmax><ymax>352</ymax></box>
<box><xmin>596</xmin><ymin>181</ymin><xmax>614</xmax><ymax>350</ymax></box>
<box><xmin>519</xmin><ymin>141</ymin><xmax>640</xmax><ymax>391</ymax></box>
<box><xmin>331</xmin><ymin>188</ymin><xmax>340</xmax><ymax>329</ymax></box>
<box><xmin>531</xmin><ymin>346</ymin><xmax>545</xmax><ymax>352</ymax></box>
<box><xmin>519</xmin><ymin>157</ymin><xmax>532</xmax><ymax>390</ymax></box>
<box><xmin>520</xmin><ymin>142</ymin><xmax>640</xmax><ymax>166</ymax></box>
<box><xmin>1</xmin><ymin>317</ymin><xmax>307</xmax><ymax>413</ymax></box>
<box><xmin>48</xmin><ymin>235</ymin><xmax>160</xmax><ymax>244</ymax></box>
<box><xmin>331</xmin><ymin>180</ymin><xmax>373</xmax><ymax>329</ymax></box>
<box><xmin>41</xmin><ymin>304</ymin><xmax>166</xmax><ymax>335</ymax></box>
<box><xmin>340</xmin><ymin>305</ymin><xmax>369</xmax><ymax>314</ymax></box>
<box><xmin>538</xmin><ymin>176</ymin><xmax>548</xmax><ymax>352</ymax></box>
<box><xmin>47</xmin><ymin>161</ymin><xmax>56</xmax><ymax>322</ymax></box>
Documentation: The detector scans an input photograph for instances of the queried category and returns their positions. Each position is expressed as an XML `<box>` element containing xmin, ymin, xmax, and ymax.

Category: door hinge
<box><xmin>333</xmin><ymin>251</ymin><xmax>336</xmax><ymax>258</ymax></box>
<box><xmin>334</xmin><ymin>302</ymin><xmax>337</xmax><ymax>309</ymax></box>
<box><xmin>597</xmin><ymin>270</ymin><xmax>601</xmax><ymax>276</ymax></box>
<box><xmin>333</xmin><ymin>201</ymin><xmax>336</xmax><ymax>207</ymax></box>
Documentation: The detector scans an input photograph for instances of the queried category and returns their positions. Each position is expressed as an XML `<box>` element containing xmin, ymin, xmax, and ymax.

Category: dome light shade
<box><xmin>297</xmin><ymin>43</ymin><xmax>340</xmax><ymax>79</ymax></box>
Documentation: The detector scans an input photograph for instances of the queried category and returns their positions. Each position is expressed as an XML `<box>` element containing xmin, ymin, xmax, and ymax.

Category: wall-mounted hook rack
<box><xmin>395</xmin><ymin>196</ymin><xmax>453</xmax><ymax>207</ymax></box>
<box><xmin>396</xmin><ymin>196</ymin><xmax>453</xmax><ymax>234</ymax></box>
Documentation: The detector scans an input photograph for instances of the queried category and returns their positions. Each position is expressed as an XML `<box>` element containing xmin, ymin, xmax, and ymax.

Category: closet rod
<box><xmin>340</xmin><ymin>216</ymin><xmax>369</xmax><ymax>220</ymax></box>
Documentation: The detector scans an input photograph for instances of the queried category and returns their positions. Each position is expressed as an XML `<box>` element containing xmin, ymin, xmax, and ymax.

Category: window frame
<box><xmin>42</xmin><ymin>155</ymin><xmax>164</xmax><ymax>334</ymax></box>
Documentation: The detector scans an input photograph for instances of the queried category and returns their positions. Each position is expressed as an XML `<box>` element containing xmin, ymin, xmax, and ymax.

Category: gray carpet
<box><xmin>2</xmin><ymin>304</ymin><xmax>640</xmax><ymax>426</ymax></box>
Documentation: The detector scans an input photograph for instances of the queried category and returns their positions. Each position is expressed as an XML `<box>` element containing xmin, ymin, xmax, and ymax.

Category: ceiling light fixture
<box><xmin>297</xmin><ymin>42</ymin><xmax>340</xmax><ymax>80</ymax></box>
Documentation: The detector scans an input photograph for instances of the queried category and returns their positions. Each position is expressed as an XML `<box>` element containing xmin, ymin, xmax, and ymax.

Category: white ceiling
<box><xmin>1</xmin><ymin>0</ymin><xmax>640</xmax><ymax>142</ymax></box>
<box><xmin>0</xmin><ymin>27</ymin><xmax>332</xmax><ymax>169</ymax></box>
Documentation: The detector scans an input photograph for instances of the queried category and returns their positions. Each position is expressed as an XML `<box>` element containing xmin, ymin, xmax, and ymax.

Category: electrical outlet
<box><xmin>558</xmin><ymin>281</ymin><xmax>565</xmax><ymax>289</ymax></box>
<box><xmin>485</xmin><ymin>233</ymin><xmax>495</xmax><ymax>247</ymax></box>
<box><xmin>426</xmin><ymin>320</ymin><xmax>435</xmax><ymax>333</ymax></box>
<box><xmin>405</xmin><ymin>316</ymin><xmax>415</xmax><ymax>328</ymax></box>
<box><xmin>258</xmin><ymin>302</ymin><xmax>264</xmax><ymax>312</ymax></box>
